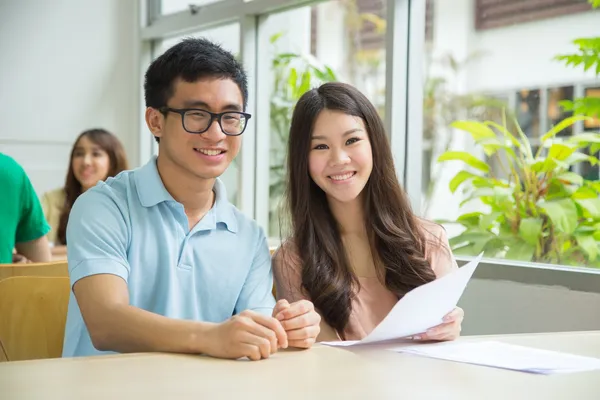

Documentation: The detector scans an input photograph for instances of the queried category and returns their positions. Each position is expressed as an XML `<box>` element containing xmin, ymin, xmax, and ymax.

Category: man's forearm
<box><xmin>88</xmin><ymin>304</ymin><xmax>216</xmax><ymax>354</ymax></box>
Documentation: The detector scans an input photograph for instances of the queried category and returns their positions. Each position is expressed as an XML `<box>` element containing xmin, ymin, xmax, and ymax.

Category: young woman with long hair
<box><xmin>40</xmin><ymin>128</ymin><xmax>129</xmax><ymax>257</ymax></box>
<box><xmin>273</xmin><ymin>82</ymin><xmax>462</xmax><ymax>342</ymax></box>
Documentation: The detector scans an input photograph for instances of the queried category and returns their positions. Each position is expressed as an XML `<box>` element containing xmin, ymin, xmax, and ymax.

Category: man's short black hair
<box><xmin>144</xmin><ymin>38</ymin><xmax>249</xmax><ymax>143</ymax></box>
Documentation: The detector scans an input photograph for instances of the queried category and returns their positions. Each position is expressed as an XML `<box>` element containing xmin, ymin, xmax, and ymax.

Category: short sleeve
<box><xmin>15</xmin><ymin>169</ymin><xmax>50</xmax><ymax>243</ymax></box>
<box><xmin>66</xmin><ymin>187</ymin><xmax>130</xmax><ymax>287</ymax></box>
<box><xmin>234</xmin><ymin>227</ymin><xmax>276</xmax><ymax>316</ymax></box>
<box><xmin>423</xmin><ymin>222</ymin><xmax>458</xmax><ymax>278</ymax></box>
<box><xmin>272</xmin><ymin>241</ymin><xmax>307</xmax><ymax>303</ymax></box>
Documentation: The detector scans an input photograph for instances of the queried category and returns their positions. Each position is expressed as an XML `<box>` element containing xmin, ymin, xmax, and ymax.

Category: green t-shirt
<box><xmin>0</xmin><ymin>153</ymin><xmax>50</xmax><ymax>263</ymax></box>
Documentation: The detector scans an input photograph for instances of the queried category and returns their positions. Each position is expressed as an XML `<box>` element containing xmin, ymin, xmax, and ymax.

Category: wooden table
<box><xmin>1</xmin><ymin>331</ymin><xmax>599</xmax><ymax>399</ymax></box>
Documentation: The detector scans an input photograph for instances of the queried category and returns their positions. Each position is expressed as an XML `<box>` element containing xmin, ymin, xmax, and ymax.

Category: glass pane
<box><xmin>584</xmin><ymin>87</ymin><xmax>600</xmax><ymax>131</ymax></box>
<box><xmin>264</xmin><ymin>0</ymin><xmax>386</xmax><ymax>237</ymax></box>
<box><xmin>154</xmin><ymin>24</ymin><xmax>241</xmax><ymax>206</ymax></box>
<box><xmin>422</xmin><ymin>0</ymin><xmax>600</xmax><ymax>267</ymax></box>
<box><xmin>516</xmin><ymin>89</ymin><xmax>540</xmax><ymax>139</ymax></box>
<box><xmin>547</xmin><ymin>86</ymin><xmax>574</xmax><ymax>136</ymax></box>
<box><xmin>160</xmin><ymin>0</ymin><xmax>223</xmax><ymax>15</ymax></box>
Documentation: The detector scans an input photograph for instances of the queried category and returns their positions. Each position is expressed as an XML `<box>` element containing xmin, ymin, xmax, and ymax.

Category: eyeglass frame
<box><xmin>159</xmin><ymin>107</ymin><xmax>252</xmax><ymax>136</ymax></box>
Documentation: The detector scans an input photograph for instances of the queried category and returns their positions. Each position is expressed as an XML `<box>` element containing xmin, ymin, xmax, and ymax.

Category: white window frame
<box><xmin>140</xmin><ymin>0</ymin><xmax>420</xmax><ymax>225</ymax></box>
<box><xmin>138</xmin><ymin>0</ymin><xmax>600</xmax><ymax>280</ymax></box>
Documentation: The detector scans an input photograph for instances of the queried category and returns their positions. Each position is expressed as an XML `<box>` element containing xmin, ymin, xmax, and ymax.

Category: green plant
<box><xmin>268</xmin><ymin>33</ymin><xmax>338</xmax><ymax>234</ymax></box>
<box><xmin>554</xmin><ymin>0</ymin><xmax>600</xmax><ymax>119</ymax></box>
<box><xmin>422</xmin><ymin>52</ymin><xmax>510</xmax><ymax>214</ymax></box>
<box><xmin>438</xmin><ymin>115</ymin><xmax>600</xmax><ymax>267</ymax></box>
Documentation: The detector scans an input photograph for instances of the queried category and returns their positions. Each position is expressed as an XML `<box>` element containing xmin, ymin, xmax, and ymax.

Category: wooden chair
<box><xmin>0</xmin><ymin>276</ymin><xmax>71</xmax><ymax>362</ymax></box>
<box><xmin>0</xmin><ymin>260</ymin><xmax>68</xmax><ymax>282</ymax></box>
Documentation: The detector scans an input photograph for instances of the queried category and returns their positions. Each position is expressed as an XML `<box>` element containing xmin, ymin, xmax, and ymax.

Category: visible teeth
<box><xmin>197</xmin><ymin>149</ymin><xmax>221</xmax><ymax>156</ymax></box>
<box><xmin>330</xmin><ymin>172</ymin><xmax>354</xmax><ymax>181</ymax></box>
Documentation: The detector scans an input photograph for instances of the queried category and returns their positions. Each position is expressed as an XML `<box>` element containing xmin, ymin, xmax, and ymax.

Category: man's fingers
<box><xmin>242</xmin><ymin>311</ymin><xmax>288</xmax><ymax>349</ymax></box>
<box><xmin>238</xmin><ymin>342</ymin><xmax>264</xmax><ymax>361</ymax></box>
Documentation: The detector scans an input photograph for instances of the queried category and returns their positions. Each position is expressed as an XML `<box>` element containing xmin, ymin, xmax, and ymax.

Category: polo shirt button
<box><xmin>178</xmin><ymin>263</ymin><xmax>192</xmax><ymax>270</ymax></box>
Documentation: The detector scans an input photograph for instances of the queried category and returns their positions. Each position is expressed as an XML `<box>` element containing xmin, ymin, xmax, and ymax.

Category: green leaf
<box><xmin>297</xmin><ymin>71</ymin><xmax>311</xmax><ymax>97</ymax></box>
<box><xmin>547</xmin><ymin>143</ymin><xmax>576</xmax><ymax>161</ymax></box>
<box><xmin>484</xmin><ymin>121</ymin><xmax>522</xmax><ymax>150</ymax></box>
<box><xmin>505</xmin><ymin>240</ymin><xmax>536</xmax><ymax>261</ymax></box>
<box><xmin>572</xmin><ymin>186</ymin><xmax>599</xmax><ymax>199</ymax></box>
<box><xmin>575</xmin><ymin>198</ymin><xmax>600</xmax><ymax>218</ymax></box>
<box><xmin>513</xmin><ymin>117</ymin><xmax>533</xmax><ymax>160</ymax></box>
<box><xmin>575</xmin><ymin>234</ymin><xmax>598</xmax><ymax>260</ymax></box>
<box><xmin>479</xmin><ymin>212</ymin><xmax>502</xmax><ymax>231</ymax></box>
<box><xmin>556</xmin><ymin>172</ymin><xmax>583</xmax><ymax>186</ymax></box>
<box><xmin>270</xmin><ymin>32</ymin><xmax>283</xmax><ymax>44</ymax></box>
<box><xmin>546</xmin><ymin>179</ymin><xmax>572</xmax><ymax>201</ymax></box>
<box><xmin>449</xmin><ymin>171</ymin><xmax>479</xmax><ymax>193</ymax></box>
<box><xmin>567</xmin><ymin>132</ymin><xmax>600</xmax><ymax>146</ymax></box>
<box><xmin>456</xmin><ymin>212</ymin><xmax>483</xmax><ymax>227</ymax></box>
<box><xmin>565</xmin><ymin>152</ymin><xmax>599</xmax><ymax>166</ymax></box>
<box><xmin>559</xmin><ymin>99</ymin><xmax>575</xmax><ymax>112</ymax></box>
<box><xmin>519</xmin><ymin>218</ymin><xmax>543</xmax><ymax>246</ymax></box>
<box><xmin>540</xmin><ymin>143</ymin><xmax>576</xmax><ymax>172</ymax></box>
<box><xmin>540</xmin><ymin>198</ymin><xmax>578</xmax><ymax>234</ymax></box>
<box><xmin>450</xmin><ymin>120</ymin><xmax>497</xmax><ymax>141</ymax></box>
<box><xmin>584</xmin><ymin>55</ymin><xmax>596</xmax><ymax>72</ymax></box>
<box><xmin>287</xmin><ymin>68</ymin><xmax>298</xmax><ymax>94</ymax></box>
<box><xmin>449</xmin><ymin>232</ymin><xmax>495</xmax><ymax>255</ymax></box>
<box><xmin>541</xmin><ymin>116</ymin><xmax>589</xmax><ymax>142</ymax></box>
<box><xmin>323</xmin><ymin>66</ymin><xmax>337</xmax><ymax>81</ymax></box>
<box><xmin>437</xmin><ymin>151</ymin><xmax>490</xmax><ymax>173</ymax></box>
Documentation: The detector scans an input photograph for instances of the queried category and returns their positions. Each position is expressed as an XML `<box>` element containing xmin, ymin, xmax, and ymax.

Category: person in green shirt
<box><xmin>0</xmin><ymin>153</ymin><xmax>51</xmax><ymax>264</ymax></box>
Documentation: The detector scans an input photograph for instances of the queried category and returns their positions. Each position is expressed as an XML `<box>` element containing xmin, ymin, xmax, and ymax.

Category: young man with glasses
<box><xmin>63</xmin><ymin>38</ymin><xmax>321</xmax><ymax>360</ymax></box>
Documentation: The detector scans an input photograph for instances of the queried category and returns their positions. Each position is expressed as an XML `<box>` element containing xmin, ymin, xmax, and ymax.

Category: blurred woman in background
<box><xmin>41</xmin><ymin>128</ymin><xmax>129</xmax><ymax>258</ymax></box>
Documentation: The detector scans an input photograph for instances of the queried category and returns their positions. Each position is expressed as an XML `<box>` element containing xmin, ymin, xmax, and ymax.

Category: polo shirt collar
<box><xmin>135</xmin><ymin>156</ymin><xmax>238</xmax><ymax>233</ymax></box>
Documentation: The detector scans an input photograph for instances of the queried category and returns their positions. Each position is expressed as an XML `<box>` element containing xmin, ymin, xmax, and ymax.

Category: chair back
<box><xmin>0</xmin><ymin>261</ymin><xmax>68</xmax><ymax>282</ymax></box>
<box><xmin>0</xmin><ymin>276</ymin><xmax>70</xmax><ymax>361</ymax></box>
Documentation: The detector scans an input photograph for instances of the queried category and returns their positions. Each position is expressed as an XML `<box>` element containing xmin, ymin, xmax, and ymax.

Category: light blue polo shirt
<box><xmin>62</xmin><ymin>156</ymin><xmax>275</xmax><ymax>357</ymax></box>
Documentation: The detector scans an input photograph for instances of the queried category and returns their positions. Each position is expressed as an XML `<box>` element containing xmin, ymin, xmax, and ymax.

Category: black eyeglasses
<box><xmin>159</xmin><ymin>107</ymin><xmax>251</xmax><ymax>136</ymax></box>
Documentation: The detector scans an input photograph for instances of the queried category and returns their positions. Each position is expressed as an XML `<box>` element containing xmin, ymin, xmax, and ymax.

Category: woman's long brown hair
<box><xmin>57</xmin><ymin>129</ymin><xmax>129</xmax><ymax>245</ymax></box>
<box><xmin>284</xmin><ymin>82</ymin><xmax>439</xmax><ymax>337</ymax></box>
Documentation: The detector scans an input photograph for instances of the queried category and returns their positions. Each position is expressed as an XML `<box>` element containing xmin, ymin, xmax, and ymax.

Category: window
<box><xmin>423</xmin><ymin>0</ymin><xmax>600</xmax><ymax>267</ymax></box>
<box><xmin>584</xmin><ymin>87</ymin><xmax>600</xmax><ymax>130</ymax></box>
<box><xmin>160</xmin><ymin>0</ymin><xmax>226</xmax><ymax>15</ymax></box>
<box><xmin>263</xmin><ymin>0</ymin><xmax>386</xmax><ymax>237</ymax></box>
<box><xmin>547</xmin><ymin>86</ymin><xmax>574</xmax><ymax>136</ymax></box>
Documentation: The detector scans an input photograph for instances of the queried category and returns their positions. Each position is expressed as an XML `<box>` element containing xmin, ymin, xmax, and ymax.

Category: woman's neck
<box><xmin>328</xmin><ymin>195</ymin><xmax>366</xmax><ymax>236</ymax></box>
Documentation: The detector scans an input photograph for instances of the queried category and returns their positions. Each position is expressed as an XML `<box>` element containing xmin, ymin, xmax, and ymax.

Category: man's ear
<box><xmin>145</xmin><ymin>107</ymin><xmax>164</xmax><ymax>141</ymax></box>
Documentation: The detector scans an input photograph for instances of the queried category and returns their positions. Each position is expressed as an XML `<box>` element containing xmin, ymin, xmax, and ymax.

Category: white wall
<box><xmin>0</xmin><ymin>0</ymin><xmax>140</xmax><ymax>196</ymax></box>
<box><xmin>468</xmin><ymin>10</ymin><xmax>600</xmax><ymax>92</ymax></box>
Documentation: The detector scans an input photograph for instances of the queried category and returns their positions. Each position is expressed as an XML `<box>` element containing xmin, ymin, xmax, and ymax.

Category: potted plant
<box><xmin>438</xmin><ymin>115</ymin><xmax>600</xmax><ymax>267</ymax></box>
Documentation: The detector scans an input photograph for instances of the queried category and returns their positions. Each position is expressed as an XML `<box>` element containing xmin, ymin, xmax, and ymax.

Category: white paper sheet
<box><xmin>322</xmin><ymin>254</ymin><xmax>482</xmax><ymax>347</ymax></box>
<box><xmin>392</xmin><ymin>340</ymin><xmax>600</xmax><ymax>375</ymax></box>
